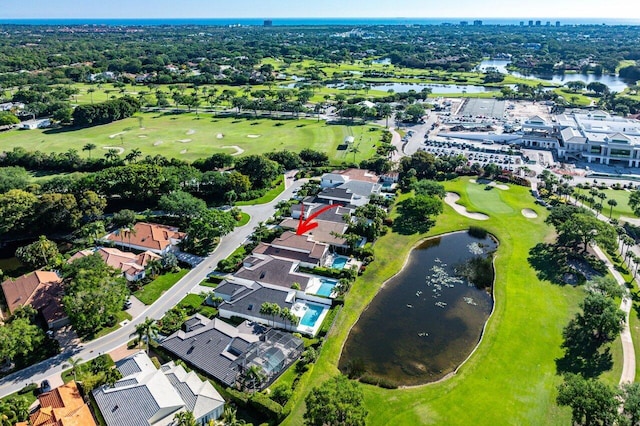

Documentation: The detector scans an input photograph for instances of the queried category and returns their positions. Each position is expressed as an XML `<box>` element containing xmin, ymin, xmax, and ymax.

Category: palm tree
<box><xmin>173</xmin><ymin>411</ymin><xmax>197</xmax><ymax>426</ymax></box>
<box><xmin>146</xmin><ymin>258</ymin><xmax>162</xmax><ymax>279</ymax></box>
<box><xmin>135</xmin><ymin>317</ymin><xmax>159</xmax><ymax>354</ymax></box>
<box><xmin>244</xmin><ymin>365</ymin><xmax>266</xmax><ymax>391</ymax></box>
<box><xmin>83</xmin><ymin>142</ymin><xmax>97</xmax><ymax>159</ymax></box>
<box><xmin>104</xmin><ymin>148</ymin><xmax>120</xmax><ymax>163</ymax></box>
<box><xmin>608</xmin><ymin>199</ymin><xmax>618</xmax><ymax>219</ymax></box>
<box><xmin>87</xmin><ymin>87</ymin><xmax>95</xmax><ymax>104</ymax></box>
<box><xmin>67</xmin><ymin>356</ymin><xmax>83</xmax><ymax>381</ymax></box>
<box><xmin>125</xmin><ymin>148</ymin><xmax>142</xmax><ymax>164</ymax></box>
<box><xmin>221</xmin><ymin>406</ymin><xmax>246</xmax><ymax>426</ymax></box>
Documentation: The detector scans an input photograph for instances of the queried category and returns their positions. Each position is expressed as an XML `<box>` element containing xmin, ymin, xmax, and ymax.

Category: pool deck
<box><xmin>292</xmin><ymin>301</ymin><xmax>331</xmax><ymax>336</ymax></box>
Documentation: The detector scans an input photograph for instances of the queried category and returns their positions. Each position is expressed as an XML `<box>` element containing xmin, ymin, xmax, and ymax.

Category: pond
<box><xmin>339</xmin><ymin>231</ymin><xmax>497</xmax><ymax>386</ymax></box>
<box><xmin>477</xmin><ymin>59</ymin><xmax>635</xmax><ymax>92</ymax></box>
<box><xmin>327</xmin><ymin>82</ymin><xmax>507</xmax><ymax>94</ymax></box>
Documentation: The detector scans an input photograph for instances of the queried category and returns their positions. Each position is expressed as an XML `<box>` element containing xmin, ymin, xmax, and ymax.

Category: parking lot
<box><xmin>421</xmin><ymin>139</ymin><xmax>524</xmax><ymax>171</ymax></box>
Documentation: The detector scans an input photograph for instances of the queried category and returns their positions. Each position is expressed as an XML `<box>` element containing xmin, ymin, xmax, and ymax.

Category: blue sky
<box><xmin>1</xmin><ymin>0</ymin><xmax>633</xmax><ymax>19</ymax></box>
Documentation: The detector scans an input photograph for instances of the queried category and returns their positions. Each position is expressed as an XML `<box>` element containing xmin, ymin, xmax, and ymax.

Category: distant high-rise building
<box><xmin>473</xmin><ymin>20</ymin><xmax>482</xmax><ymax>26</ymax></box>
<box><xmin>263</xmin><ymin>20</ymin><xmax>273</xmax><ymax>27</ymax></box>
<box><xmin>528</xmin><ymin>20</ymin><xmax>534</xmax><ymax>26</ymax></box>
<box><xmin>520</xmin><ymin>21</ymin><xmax>525</xmax><ymax>26</ymax></box>
<box><xmin>555</xmin><ymin>21</ymin><xmax>561</xmax><ymax>27</ymax></box>
<box><xmin>535</xmin><ymin>20</ymin><xmax>541</xmax><ymax>26</ymax></box>
<box><xmin>546</xmin><ymin>21</ymin><xmax>551</xmax><ymax>26</ymax></box>
<box><xmin>460</xmin><ymin>21</ymin><xmax>468</xmax><ymax>26</ymax></box>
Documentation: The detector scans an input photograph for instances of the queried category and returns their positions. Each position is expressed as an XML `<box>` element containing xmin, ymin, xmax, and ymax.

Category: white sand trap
<box><xmin>138</xmin><ymin>135</ymin><xmax>148</xmax><ymax>138</ymax></box>
<box><xmin>222</xmin><ymin>145</ymin><xmax>245</xmax><ymax>156</ymax></box>
<box><xmin>101</xmin><ymin>146</ymin><xmax>125</xmax><ymax>155</ymax></box>
<box><xmin>186</xmin><ymin>129</ymin><xmax>196</xmax><ymax>135</ymax></box>
<box><xmin>216</xmin><ymin>133</ymin><xmax>224</xmax><ymax>139</ymax></box>
<box><xmin>180</xmin><ymin>149</ymin><xmax>188</xmax><ymax>154</ymax></box>
<box><xmin>177</xmin><ymin>139</ymin><xmax>192</xmax><ymax>143</ymax></box>
<box><xmin>153</xmin><ymin>141</ymin><xmax>163</xmax><ymax>146</ymax></box>
<box><xmin>521</xmin><ymin>208</ymin><xmax>538</xmax><ymax>219</ymax></box>
<box><xmin>247</xmin><ymin>134</ymin><xmax>261</xmax><ymax>138</ymax></box>
<box><xmin>445</xmin><ymin>192</ymin><xmax>489</xmax><ymax>220</ymax></box>
<box><xmin>109</xmin><ymin>131</ymin><xmax>126</xmax><ymax>139</ymax></box>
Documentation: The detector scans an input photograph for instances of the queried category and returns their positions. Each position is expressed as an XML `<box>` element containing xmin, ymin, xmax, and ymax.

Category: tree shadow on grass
<box><xmin>556</xmin><ymin>346</ymin><xmax>613</xmax><ymax>378</ymax></box>
<box><xmin>528</xmin><ymin>243</ymin><xmax>571</xmax><ymax>284</ymax></box>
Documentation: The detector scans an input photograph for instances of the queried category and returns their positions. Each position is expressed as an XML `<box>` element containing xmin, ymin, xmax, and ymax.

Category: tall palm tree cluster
<box><xmin>259</xmin><ymin>302</ymin><xmax>299</xmax><ymax>330</ymax></box>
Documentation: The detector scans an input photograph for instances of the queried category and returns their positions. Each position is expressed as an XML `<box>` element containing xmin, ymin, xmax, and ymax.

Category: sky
<box><xmin>1</xmin><ymin>0</ymin><xmax>635</xmax><ymax>20</ymax></box>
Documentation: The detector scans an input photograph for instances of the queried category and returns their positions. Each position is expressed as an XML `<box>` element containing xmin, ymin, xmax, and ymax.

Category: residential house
<box><xmin>104</xmin><ymin>222</ymin><xmax>185</xmax><ymax>255</ymax></box>
<box><xmin>1</xmin><ymin>270</ymin><xmax>68</xmax><ymax>329</ymax></box>
<box><xmin>161</xmin><ymin>315</ymin><xmax>302</xmax><ymax>390</ymax></box>
<box><xmin>252</xmin><ymin>231</ymin><xmax>329</xmax><ymax>268</ymax></box>
<box><xmin>93</xmin><ymin>351</ymin><xmax>224</xmax><ymax>426</ymax></box>
<box><xmin>17</xmin><ymin>381</ymin><xmax>97</xmax><ymax>426</ymax></box>
<box><xmin>69</xmin><ymin>247</ymin><xmax>161</xmax><ymax>281</ymax></box>
<box><xmin>234</xmin><ymin>255</ymin><xmax>312</xmax><ymax>290</ymax></box>
<box><xmin>19</xmin><ymin>119</ymin><xmax>51</xmax><ymax>130</ymax></box>
<box><xmin>279</xmin><ymin>218</ymin><xmax>349</xmax><ymax>250</ymax></box>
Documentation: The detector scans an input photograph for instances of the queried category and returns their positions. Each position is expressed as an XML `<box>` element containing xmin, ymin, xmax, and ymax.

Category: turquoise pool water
<box><xmin>331</xmin><ymin>256</ymin><xmax>348</xmax><ymax>269</ymax></box>
<box><xmin>317</xmin><ymin>278</ymin><xmax>337</xmax><ymax>297</ymax></box>
<box><xmin>300</xmin><ymin>303</ymin><xmax>325</xmax><ymax>327</ymax></box>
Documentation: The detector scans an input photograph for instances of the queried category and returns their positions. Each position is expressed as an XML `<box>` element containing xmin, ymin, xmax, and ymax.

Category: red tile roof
<box><xmin>105</xmin><ymin>222</ymin><xmax>185</xmax><ymax>252</ymax></box>
<box><xmin>1</xmin><ymin>271</ymin><xmax>66</xmax><ymax>324</ymax></box>
<box><xmin>21</xmin><ymin>381</ymin><xmax>97</xmax><ymax>426</ymax></box>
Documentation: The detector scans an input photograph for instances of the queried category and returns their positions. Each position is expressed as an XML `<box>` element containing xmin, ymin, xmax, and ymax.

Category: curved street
<box><xmin>0</xmin><ymin>173</ymin><xmax>305</xmax><ymax>398</ymax></box>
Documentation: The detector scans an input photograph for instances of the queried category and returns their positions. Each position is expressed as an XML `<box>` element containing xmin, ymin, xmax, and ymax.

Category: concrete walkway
<box><xmin>591</xmin><ymin>245</ymin><xmax>636</xmax><ymax>384</ymax></box>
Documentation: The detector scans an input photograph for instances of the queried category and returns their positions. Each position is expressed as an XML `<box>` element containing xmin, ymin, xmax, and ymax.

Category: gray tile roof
<box><xmin>94</xmin><ymin>384</ymin><xmax>166</xmax><ymax>426</ymax></box>
<box><xmin>234</xmin><ymin>257</ymin><xmax>310</xmax><ymax>290</ymax></box>
<box><xmin>339</xmin><ymin>180</ymin><xmax>381</xmax><ymax>197</ymax></box>
<box><xmin>220</xmin><ymin>284</ymin><xmax>295</xmax><ymax>319</ymax></box>
<box><xmin>160</xmin><ymin>318</ymin><xmax>262</xmax><ymax>387</ymax></box>
<box><xmin>116</xmin><ymin>357</ymin><xmax>142</xmax><ymax>377</ymax></box>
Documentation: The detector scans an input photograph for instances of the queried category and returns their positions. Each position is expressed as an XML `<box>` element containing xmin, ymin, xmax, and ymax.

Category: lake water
<box><xmin>328</xmin><ymin>82</ymin><xmax>506</xmax><ymax>94</ymax></box>
<box><xmin>478</xmin><ymin>59</ymin><xmax>635</xmax><ymax>92</ymax></box>
<box><xmin>339</xmin><ymin>231</ymin><xmax>496</xmax><ymax>386</ymax></box>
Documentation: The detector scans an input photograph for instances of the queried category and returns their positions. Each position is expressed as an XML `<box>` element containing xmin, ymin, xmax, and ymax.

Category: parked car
<box><xmin>40</xmin><ymin>380</ymin><xmax>51</xmax><ymax>393</ymax></box>
<box><xmin>124</xmin><ymin>299</ymin><xmax>132</xmax><ymax>309</ymax></box>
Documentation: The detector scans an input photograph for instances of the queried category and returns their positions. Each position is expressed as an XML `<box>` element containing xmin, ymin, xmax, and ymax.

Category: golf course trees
<box><xmin>15</xmin><ymin>236</ymin><xmax>61</xmax><ymax>269</ymax></box>
<box><xmin>62</xmin><ymin>253</ymin><xmax>129</xmax><ymax>336</ymax></box>
<box><xmin>556</xmin><ymin>213</ymin><xmax>616</xmax><ymax>253</ymax></box>
<box><xmin>72</xmin><ymin>96</ymin><xmax>140</xmax><ymax>127</ymax></box>
<box><xmin>629</xmin><ymin>189</ymin><xmax>640</xmax><ymax>217</ymax></box>
<box><xmin>0</xmin><ymin>189</ymin><xmax>38</xmax><ymax>234</ymax></box>
<box><xmin>234</xmin><ymin>155</ymin><xmax>281</xmax><ymax>189</ymax></box>
<box><xmin>304</xmin><ymin>375</ymin><xmax>367</xmax><ymax>426</ymax></box>
<box><xmin>556</xmin><ymin>374</ymin><xmax>619</xmax><ymax>426</ymax></box>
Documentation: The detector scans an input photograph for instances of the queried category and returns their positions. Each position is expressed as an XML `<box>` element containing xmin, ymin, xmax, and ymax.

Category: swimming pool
<box><xmin>331</xmin><ymin>256</ymin><xmax>348</xmax><ymax>269</ymax></box>
<box><xmin>316</xmin><ymin>278</ymin><xmax>337</xmax><ymax>297</ymax></box>
<box><xmin>300</xmin><ymin>303</ymin><xmax>325</xmax><ymax>328</ymax></box>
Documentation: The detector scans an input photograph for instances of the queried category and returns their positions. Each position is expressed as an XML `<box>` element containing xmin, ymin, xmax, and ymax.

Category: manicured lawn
<box><xmin>177</xmin><ymin>293</ymin><xmax>218</xmax><ymax>318</ymax></box>
<box><xmin>134</xmin><ymin>269</ymin><xmax>189</xmax><ymax>305</ymax></box>
<box><xmin>601</xmin><ymin>189</ymin><xmax>635</xmax><ymax>220</ymax></box>
<box><xmin>0</xmin><ymin>112</ymin><xmax>383</xmax><ymax>164</ymax></box>
<box><xmin>235</xmin><ymin>212</ymin><xmax>251</xmax><ymax>227</ymax></box>
<box><xmin>283</xmin><ymin>177</ymin><xmax>588</xmax><ymax>425</ymax></box>
<box><xmin>236</xmin><ymin>176</ymin><xmax>285</xmax><ymax>206</ymax></box>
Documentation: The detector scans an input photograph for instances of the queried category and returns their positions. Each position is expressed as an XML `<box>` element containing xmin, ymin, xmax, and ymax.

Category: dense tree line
<box><xmin>71</xmin><ymin>96</ymin><xmax>140</xmax><ymax>127</ymax></box>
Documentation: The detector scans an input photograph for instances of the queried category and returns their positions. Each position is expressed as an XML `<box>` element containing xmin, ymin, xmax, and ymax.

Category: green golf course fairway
<box><xmin>0</xmin><ymin>112</ymin><xmax>383</xmax><ymax>164</ymax></box>
<box><xmin>282</xmin><ymin>177</ymin><xmax>593</xmax><ymax>425</ymax></box>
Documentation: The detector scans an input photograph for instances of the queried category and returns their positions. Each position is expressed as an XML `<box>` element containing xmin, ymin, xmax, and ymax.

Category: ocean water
<box><xmin>1</xmin><ymin>17</ymin><xmax>639</xmax><ymax>26</ymax></box>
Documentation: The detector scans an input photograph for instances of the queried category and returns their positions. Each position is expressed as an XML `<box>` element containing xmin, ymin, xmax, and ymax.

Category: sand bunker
<box><xmin>180</xmin><ymin>149</ymin><xmax>187</xmax><ymax>154</ymax></box>
<box><xmin>186</xmin><ymin>129</ymin><xmax>196</xmax><ymax>135</ymax></box>
<box><xmin>470</xmin><ymin>179</ymin><xmax>508</xmax><ymax>190</ymax></box>
<box><xmin>444</xmin><ymin>192</ymin><xmax>489</xmax><ymax>220</ymax></box>
<box><xmin>153</xmin><ymin>141</ymin><xmax>163</xmax><ymax>146</ymax></box>
<box><xmin>138</xmin><ymin>135</ymin><xmax>148</xmax><ymax>138</ymax></box>
<box><xmin>521</xmin><ymin>208</ymin><xmax>538</xmax><ymax>219</ymax></box>
<box><xmin>177</xmin><ymin>139</ymin><xmax>192</xmax><ymax>143</ymax></box>
<box><xmin>101</xmin><ymin>146</ymin><xmax>125</xmax><ymax>155</ymax></box>
<box><xmin>216</xmin><ymin>133</ymin><xmax>224</xmax><ymax>139</ymax></box>
<box><xmin>222</xmin><ymin>145</ymin><xmax>245</xmax><ymax>156</ymax></box>
<box><xmin>109</xmin><ymin>131</ymin><xmax>126</xmax><ymax>139</ymax></box>
<box><xmin>247</xmin><ymin>134</ymin><xmax>261</xmax><ymax>138</ymax></box>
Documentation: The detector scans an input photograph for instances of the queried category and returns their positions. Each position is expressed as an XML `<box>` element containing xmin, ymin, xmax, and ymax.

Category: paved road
<box><xmin>0</xmin><ymin>174</ymin><xmax>305</xmax><ymax>398</ymax></box>
<box><xmin>591</xmin><ymin>245</ymin><xmax>636</xmax><ymax>384</ymax></box>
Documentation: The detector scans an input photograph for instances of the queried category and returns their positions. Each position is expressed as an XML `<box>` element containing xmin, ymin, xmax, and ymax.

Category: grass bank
<box><xmin>283</xmin><ymin>177</ymin><xmax>583</xmax><ymax>425</ymax></box>
<box><xmin>134</xmin><ymin>269</ymin><xmax>189</xmax><ymax>305</ymax></box>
